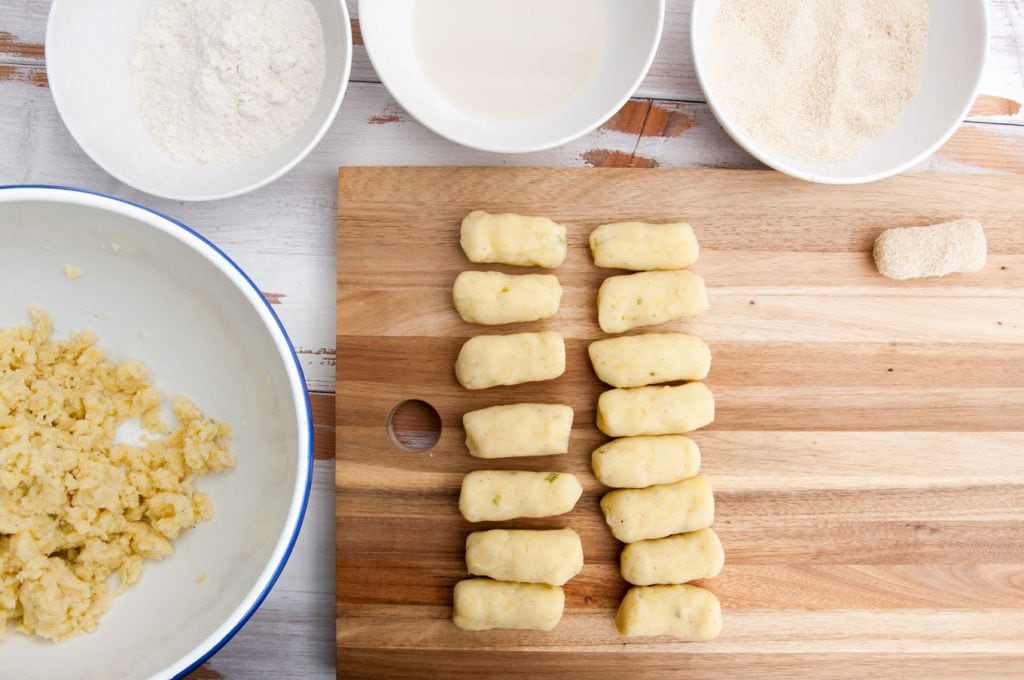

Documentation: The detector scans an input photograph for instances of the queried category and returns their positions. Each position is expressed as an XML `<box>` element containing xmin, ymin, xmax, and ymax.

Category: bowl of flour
<box><xmin>46</xmin><ymin>0</ymin><xmax>352</xmax><ymax>201</ymax></box>
<box><xmin>691</xmin><ymin>0</ymin><xmax>988</xmax><ymax>184</ymax></box>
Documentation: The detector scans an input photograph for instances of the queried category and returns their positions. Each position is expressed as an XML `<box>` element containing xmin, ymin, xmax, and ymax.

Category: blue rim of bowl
<box><xmin>0</xmin><ymin>184</ymin><xmax>315</xmax><ymax>680</ymax></box>
<box><xmin>689</xmin><ymin>0</ymin><xmax>990</xmax><ymax>184</ymax></box>
<box><xmin>357</xmin><ymin>0</ymin><xmax>666</xmax><ymax>154</ymax></box>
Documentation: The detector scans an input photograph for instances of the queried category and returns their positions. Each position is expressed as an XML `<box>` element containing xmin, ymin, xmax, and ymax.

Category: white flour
<box><xmin>130</xmin><ymin>0</ymin><xmax>325</xmax><ymax>165</ymax></box>
<box><xmin>709</xmin><ymin>0</ymin><xmax>928</xmax><ymax>163</ymax></box>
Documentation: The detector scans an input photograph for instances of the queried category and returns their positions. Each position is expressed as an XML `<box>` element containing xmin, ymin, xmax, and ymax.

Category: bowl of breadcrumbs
<box><xmin>691</xmin><ymin>0</ymin><xmax>988</xmax><ymax>183</ymax></box>
<box><xmin>0</xmin><ymin>187</ymin><xmax>312</xmax><ymax>680</ymax></box>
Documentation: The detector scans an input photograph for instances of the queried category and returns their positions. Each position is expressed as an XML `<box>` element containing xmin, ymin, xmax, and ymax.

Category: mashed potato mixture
<box><xmin>0</xmin><ymin>308</ymin><xmax>235</xmax><ymax>641</ymax></box>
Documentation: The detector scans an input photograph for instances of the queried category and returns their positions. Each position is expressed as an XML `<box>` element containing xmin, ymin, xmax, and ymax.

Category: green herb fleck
<box><xmin>649</xmin><ymin>371</ymin><xmax>656</xmax><ymax>376</ymax></box>
<box><xmin>48</xmin><ymin>513</ymin><xmax>59</xmax><ymax>520</ymax></box>
<box><xmin>636</xmin><ymin>298</ymin><xmax>643</xmax><ymax>306</ymax></box>
<box><xmin>545</xmin><ymin>472</ymin><xmax>560</xmax><ymax>483</ymax></box>
<box><xmin>492</xmin><ymin>494</ymin><xmax>502</xmax><ymax>505</ymax></box>
<box><xmin>501</xmin><ymin>286</ymin><xmax>510</xmax><ymax>292</ymax></box>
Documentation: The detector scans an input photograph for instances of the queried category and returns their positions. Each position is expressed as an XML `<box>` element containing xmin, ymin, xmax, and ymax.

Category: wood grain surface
<box><xmin>336</xmin><ymin>167</ymin><xmax>1024</xmax><ymax>679</ymax></box>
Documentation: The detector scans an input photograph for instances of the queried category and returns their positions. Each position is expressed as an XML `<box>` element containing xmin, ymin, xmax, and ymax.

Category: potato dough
<box><xmin>460</xmin><ymin>210</ymin><xmax>568</xmax><ymax>268</ymax></box>
<box><xmin>600</xmin><ymin>477</ymin><xmax>714</xmax><ymax>543</ymax></box>
<box><xmin>464</xmin><ymin>403</ymin><xmax>573</xmax><ymax>459</ymax></box>
<box><xmin>620</xmin><ymin>528</ymin><xmax>724</xmax><ymax>585</ymax></box>
<box><xmin>591</xmin><ymin>435</ymin><xmax>700</xmax><ymax>488</ymax></box>
<box><xmin>590</xmin><ymin>222</ymin><xmax>699</xmax><ymax>270</ymax></box>
<box><xmin>455</xmin><ymin>331</ymin><xmax>565</xmax><ymax>390</ymax></box>
<box><xmin>598</xmin><ymin>270</ymin><xmax>708</xmax><ymax>334</ymax></box>
<box><xmin>589</xmin><ymin>333</ymin><xmax>711</xmax><ymax>388</ymax></box>
<box><xmin>616</xmin><ymin>584</ymin><xmax>722</xmax><ymax>640</ymax></box>
<box><xmin>874</xmin><ymin>218</ymin><xmax>986</xmax><ymax>280</ymax></box>
<box><xmin>466</xmin><ymin>528</ymin><xmax>583</xmax><ymax>585</ymax></box>
<box><xmin>453</xmin><ymin>579</ymin><xmax>565</xmax><ymax>631</ymax></box>
<box><xmin>459</xmin><ymin>470</ymin><xmax>582</xmax><ymax>522</ymax></box>
<box><xmin>0</xmin><ymin>308</ymin><xmax>235</xmax><ymax>641</ymax></box>
<box><xmin>453</xmin><ymin>271</ymin><xmax>562</xmax><ymax>325</ymax></box>
<box><xmin>597</xmin><ymin>383</ymin><xmax>714</xmax><ymax>437</ymax></box>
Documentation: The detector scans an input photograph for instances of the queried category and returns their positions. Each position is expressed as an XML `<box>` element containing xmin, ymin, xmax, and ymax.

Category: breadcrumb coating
<box><xmin>874</xmin><ymin>218</ymin><xmax>986</xmax><ymax>280</ymax></box>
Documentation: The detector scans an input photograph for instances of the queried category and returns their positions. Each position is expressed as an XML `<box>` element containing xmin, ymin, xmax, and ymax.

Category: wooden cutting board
<box><xmin>336</xmin><ymin>167</ymin><xmax>1024</xmax><ymax>679</ymax></box>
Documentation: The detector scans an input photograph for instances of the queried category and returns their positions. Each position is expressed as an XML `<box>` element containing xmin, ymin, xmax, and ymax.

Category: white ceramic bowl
<box><xmin>359</xmin><ymin>0</ymin><xmax>664</xmax><ymax>153</ymax></box>
<box><xmin>691</xmin><ymin>0</ymin><xmax>989</xmax><ymax>184</ymax></box>
<box><xmin>45</xmin><ymin>0</ymin><xmax>352</xmax><ymax>201</ymax></box>
<box><xmin>0</xmin><ymin>186</ymin><xmax>312</xmax><ymax>680</ymax></box>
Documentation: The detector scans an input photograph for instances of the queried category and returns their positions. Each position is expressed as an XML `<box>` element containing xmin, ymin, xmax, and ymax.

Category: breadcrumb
<box><xmin>873</xmin><ymin>218</ymin><xmax>986</xmax><ymax>280</ymax></box>
<box><xmin>62</xmin><ymin>265</ymin><xmax>83</xmax><ymax>279</ymax></box>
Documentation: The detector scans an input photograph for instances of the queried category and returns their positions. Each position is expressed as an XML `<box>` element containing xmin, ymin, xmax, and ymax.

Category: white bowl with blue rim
<box><xmin>0</xmin><ymin>186</ymin><xmax>312</xmax><ymax>679</ymax></box>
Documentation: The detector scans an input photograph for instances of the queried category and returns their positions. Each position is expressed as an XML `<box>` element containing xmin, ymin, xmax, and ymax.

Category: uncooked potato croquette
<box><xmin>0</xmin><ymin>308</ymin><xmax>235</xmax><ymax>642</ymax></box>
<box><xmin>873</xmin><ymin>218</ymin><xmax>986</xmax><ymax>280</ymax></box>
<box><xmin>620</xmin><ymin>528</ymin><xmax>724</xmax><ymax>586</ymax></box>
<box><xmin>589</xmin><ymin>333</ymin><xmax>711</xmax><ymax>388</ymax></box>
<box><xmin>463</xmin><ymin>403</ymin><xmax>573</xmax><ymax>459</ymax></box>
<box><xmin>600</xmin><ymin>477</ymin><xmax>715</xmax><ymax>543</ymax></box>
<box><xmin>597</xmin><ymin>383</ymin><xmax>715</xmax><ymax>437</ymax></box>
<box><xmin>589</xmin><ymin>222</ymin><xmax>699</xmax><ymax>270</ymax></box>
<box><xmin>452</xmin><ymin>271</ymin><xmax>562</xmax><ymax>325</ymax></box>
<box><xmin>465</xmin><ymin>528</ymin><xmax>583</xmax><ymax>586</ymax></box>
<box><xmin>459</xmin><ymin>470</ymin><xmax>583</xmax><ymax>522</ymax></box>
<box><xmin>616</xmin><ymin>584</ymin><xmax>722</xmax><ymax>639</ymax></box>
<box><xmin>455</xmin><ymin>331</ymin><xmax>566</xmax><ymax>389</ymax></box>
<box><xmin>598</xmin><ymin>270</ymin><xmax>709</xmax><ymax>334</ymax></box>
<box><xmin>460</xmin><ymin>210</ymin><xmax>568</xmax><ymax>268</ymax></box>
<box><xmin>453</xmin><ymin>579</ymin><xmax>565</xmax><ymax>631</ymax></box>
<box><xmin>591</xmin><ymin>435</ymin><xmax>701</xmax><ymax>489</ymax></box>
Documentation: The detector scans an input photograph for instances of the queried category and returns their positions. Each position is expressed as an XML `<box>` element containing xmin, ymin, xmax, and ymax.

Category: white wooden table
<box><xmin>2</xmin><ymin>1</ymin><xmax>1022</xmax><ymax>677</ymax></box>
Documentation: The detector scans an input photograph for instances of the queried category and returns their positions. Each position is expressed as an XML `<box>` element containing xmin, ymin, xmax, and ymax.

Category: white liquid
<box><xmin>414</xmin><ymin>0</ymin><xmax>609</xmax><ymax>123</ymax></box>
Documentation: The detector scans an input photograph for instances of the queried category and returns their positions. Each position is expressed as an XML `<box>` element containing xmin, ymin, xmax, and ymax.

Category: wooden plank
<box><xmin>336</xmin><ymin>167</ymin><xmax>1024</xmax><ymax>676</ymax></box>
<box><xmin>311</xmin><ymin>391</ymin><xmax>335</xmax><ymax>460</ymax></box>
<box><xmin>0</xmin><ymin>11</ymin><xmax>45</xmax><ymax>62</ymax></box>
<box><xmin>975</xmin><ymin>0</ymin><xmax>1024</xmax><ymax>124</ymax></box>
<box><xmin>337</xmin><ymin>514</ymin><xmax>1024</xmax><ymax>568</ymax></box>
<box><xmin>338</xmin><ymin>650</ymin><xmax>1024</xmax><ymax>680</ymax></box>
<box><xmin>336</xmin><ymin>562</ymin><xmax>1024</xmax><ymax>609</ymax></box>
<box><xmin>338</xmin><ymin>607</ymin><xmax>1024</xmax><ymax>652</ymax></box>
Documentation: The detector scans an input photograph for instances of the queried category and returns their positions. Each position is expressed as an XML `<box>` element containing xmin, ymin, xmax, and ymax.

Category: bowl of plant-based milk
<box><xmin>359</xmin><ymin>0</ymin><xmax>664</xmax><ymax>153</ymax></box>
<box><xmin>46</xmin><ymin>0</ymin><xmax>352</xmax><ymax>201</ymax></box>
<box><xmin>691</xmin><ymin>0</ymin><xmax>988</xmax><ymax>184</ymax></box>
